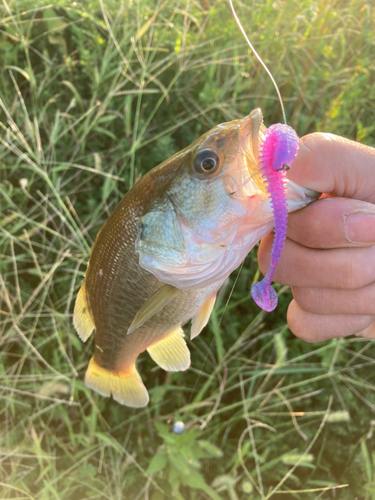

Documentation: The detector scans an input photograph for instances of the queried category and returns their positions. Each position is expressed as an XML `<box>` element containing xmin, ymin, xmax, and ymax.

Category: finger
<box><xmin>288</xmin><ymin>132</ymin><xmax>375</xmax><ymax>203</ymax></box>
<box><xmin>291</xmin><ymin>282</ymin><xmax>375</xmax><ymax>315</ymax></box>
<box><xmin>354</xmin><ymin>321</ymin><xmax>375</xmax><ymax>339</ymax></box>
<box><xmin>287</xmin><ymin>299</ymin><xmax>375</xmax><ymax>342</ymax></box>
<box><xmin>287</xmin><ymin>197</ymin><xmax>375</xmax><ymax>248</ymax></box>
<box><xmin>258</xmin><ymin>234</ymin><xmax>375</xmax><ymax>289</ymax></box>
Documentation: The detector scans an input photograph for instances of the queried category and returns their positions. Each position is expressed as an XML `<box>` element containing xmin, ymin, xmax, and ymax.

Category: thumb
<box><xmin>288</xmin><ymin>133</ymin><xmax>375</xmax><ymax>204</ymax></box>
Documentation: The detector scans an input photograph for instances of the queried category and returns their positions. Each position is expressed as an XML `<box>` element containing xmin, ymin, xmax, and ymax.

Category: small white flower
<box><xmin>173</xmin><ymin>421</ymin><xmax>185</xmax><ymax>435</ymax></box>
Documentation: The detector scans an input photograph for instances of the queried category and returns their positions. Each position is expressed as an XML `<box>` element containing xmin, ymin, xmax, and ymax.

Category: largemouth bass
<box><xmin>73</xmin><ymin>108</ymin><xmax>318</xmax><ymax>408</ymax></box>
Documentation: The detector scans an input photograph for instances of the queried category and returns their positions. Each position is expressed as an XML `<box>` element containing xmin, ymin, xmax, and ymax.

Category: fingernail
<box><xmin>345</xmin><ymin>212</ymin><xmax>375</xmax><ymax>243</ymax></box>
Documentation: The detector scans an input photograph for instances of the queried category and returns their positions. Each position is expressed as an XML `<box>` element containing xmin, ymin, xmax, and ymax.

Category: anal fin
<box><xmin>85</xmin><ymin>357</ymin><xmax>149</xmax><ymax>408</ymax></box>
<box><xmin>73</xmin><ymin>282</ymin><xmax>95</xmax><ymax>342</ymax></box>
<box><xmin>147</xmin><ymin>327</ymin><xmax>190</xmax><ymax>372</ymax></box>
<box><xmin>190</xmin><ymin>294</ymin><xmax>216</xmax><ymax>340</ymax></box>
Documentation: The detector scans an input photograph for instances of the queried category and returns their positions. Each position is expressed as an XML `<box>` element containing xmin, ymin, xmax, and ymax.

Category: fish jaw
<box><xmin>136</xmin><ymin>110</ymin><xmax>319</xmax><ymax>291</ymax></box>
<box><xmin>286</xmin><ymin>179</ymin><xmax>319</xmax><ymax>212</ymax></box>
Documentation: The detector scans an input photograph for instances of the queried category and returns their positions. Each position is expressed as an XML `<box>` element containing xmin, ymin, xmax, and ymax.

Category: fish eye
<box><xmin>193</xmin><ymin>149</ymin><xmax>221</xmax><ymax>178</ymax></box>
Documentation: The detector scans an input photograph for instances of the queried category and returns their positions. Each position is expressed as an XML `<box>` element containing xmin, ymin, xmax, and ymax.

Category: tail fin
<box><xmin>73</xmin><ymin>282</ymin><xmax>95</xmax><ymax>342</ymax></box>
<box><xmin>85</xmin><ymin>356</ymin><xmax>149</xmax><ymax>408</ymax></box>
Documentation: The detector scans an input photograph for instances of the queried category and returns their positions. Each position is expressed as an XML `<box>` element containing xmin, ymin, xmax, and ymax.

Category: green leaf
<box><xmin>154</xmin><ymin>422</ymin><xmax>176</xmax><ymax>444</ymax></box>
<box><xmin>282</xmin><ymin>453</ymin><xmax>314</xmax><ymax>466</ymax></box>
<box><xmin>101</xmin><ymin>177</ymin><xmax>116</xmax><ymax>202</ymax></box>
<box><xmin>92</xmin><ymin>126</ymin><xmax>117</xmax><ymax>141</ymax></box>
<box><xmin>5</xmin><ymin>65</ymin><xmax>30</xmax><ymax>81</ymax></box>
<box><xmin>170</xmin><ymin>453</ymin><xmax>191</xmax><ymax>476</ymax></box>
<box><xmin>154</xmin><ymin>422</ymin><xmax>169</xmax><ymax>435</ymax></box>
<box><xmin>43</xmin><ymin>8</ymin><xmax>67</xmax><ymax>32</ymax></box>
<box><xmin>98</xmin><ymin>114</ymin><xmax>118</xmax><ymax>124</ymax></box>
<box><xmin>197</xmin><ymin>440</ymin><xmax>223</xmax><ymax>458</ymax></box>
<box><xmin>181</xmin><ymin>468</ymin><xmax>206</xmax><ymax>488</ymax></box>
<box><xmin>182</xmin><ymin>469</ymin><xmax>222</xmax><ymax>500</ymax></box>
<box><xmin>361</xmin><ymin>441</ymin><xmax>372</xmax><ymax>482</ymax></box>
<box><xmin>147</xmin><ymin>451</ymin><xmax>167</xmax><ymax>474</ymax></box>
<box><xmin>326</xmin><ymin>410</ymin><xmax>350</xmax><ymax>423</ymax></box>
<box><xmin>151</xmin><ymin>492</ymin><xmax>165</xmax><ymax>500</ymax></box>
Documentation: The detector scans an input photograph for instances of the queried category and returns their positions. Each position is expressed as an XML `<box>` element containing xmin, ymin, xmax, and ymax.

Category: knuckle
<box><xmin>287</xmin><ymin>300</ymin><xmax>320</xmax><ymax>343</ymax></box>
<box><xmin>356</xmin><ymin>320</ymin><xmax>375</xmax><ymax>338</ymax></box>
<box><xmin>292</xmin><ymin>287</ymin><xmax>321</xmax><ymax>313</ymax></box>
<box><xmin>339</xmin><ymin>254</ymin><xmax>363</xmax><ymax>289</ymax></box>
<box><xmin>340</xmin><ymin>247</ymin><xmax>375</xmax><ymax>289</ymax></box>
<box><xmin>348</xmin><ymin>314</ymin><xmax>375</xmax><ymax>335</ymax></box>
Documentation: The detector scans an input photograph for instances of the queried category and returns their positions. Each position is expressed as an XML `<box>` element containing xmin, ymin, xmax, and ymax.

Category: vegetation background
<box><xmin>1</xmin><ymin>0</ymin><xmax>375</xmax><ymax>498</ymax></box>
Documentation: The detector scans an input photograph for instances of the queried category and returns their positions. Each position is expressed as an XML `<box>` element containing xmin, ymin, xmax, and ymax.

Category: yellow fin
<box><xmin>147</xmin><ymin>327</ymin><xmax>190</xmax><ymax>372</ymax></box>
<box><xmin>190</xmin><ymin>294</ymin><xmax>216</xmax><ymax>340</ymax></box>
<box><xmin>250</xmin><ymin>108</ymin><xmax>266</xmax><ymax>163</ymax></box>
<box><xmin>85</xmin><ymin>357</ymin><xmax>149</xmax><ymax>408</ymax></box>
<box><xmin>73</xmin><ymin>282</ymin><xmax>95</xmax><ymax>342</ymax></box>
<box><xmin>127</xmin><ymin>284</ymin><xmax>181</xmax><ymax>334</ymax></box>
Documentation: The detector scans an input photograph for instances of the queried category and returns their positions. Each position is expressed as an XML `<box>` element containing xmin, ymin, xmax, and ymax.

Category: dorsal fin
<box><xmin>127</xmin><ymin>284</ymin><xmax>181</xmax><ymax>334</ymax></box>
<box><xmin>147</xmin><ymin>327</ymin><xmax>190</xmax><ymax>371</ymax></box>
<box><xmin>190</xmin><ymin>294</ymin><xmax>216</xmax><ymax>340</ymax></box>
<box><xmin>73</xmin><ymin>281</ymin><xmax>95</xmax><ymax>342</ymax></box>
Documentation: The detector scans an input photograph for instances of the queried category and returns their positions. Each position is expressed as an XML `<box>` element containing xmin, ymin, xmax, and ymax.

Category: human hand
<box><xmin>257</xmin><ymin>132</ymin><xmax>375</xmax><ymax>341</ymax></box>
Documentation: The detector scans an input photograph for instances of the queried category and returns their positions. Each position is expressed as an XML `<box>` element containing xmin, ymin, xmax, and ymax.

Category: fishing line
<box><xmin>228</xmin><ymin>0</ymin><xmax>287</xmax><ymax>124</ymax></box>
<box><xmin>217</xmin><ymin>261</ymin><xmax>245</xmax><ymax>328</ymax></box>
<box><xmin>183</xmin><ymin>262</ymin><xmax>245</xmax><ymax>424</ymax></box>
<box><xmin>184</xmin><ymin>3</ymin><xmax>290</xmax><ymax>421</ymax></box>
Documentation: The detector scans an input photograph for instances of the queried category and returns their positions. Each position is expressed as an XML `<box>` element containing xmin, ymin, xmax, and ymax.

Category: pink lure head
<box><xmin>260</xmin><ymin>123</ymin><xmax>300</xmax><ymax>172</ymax></box>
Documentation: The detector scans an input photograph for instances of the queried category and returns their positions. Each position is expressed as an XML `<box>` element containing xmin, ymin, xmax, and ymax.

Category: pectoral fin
<box><xmin>73</xmin><ymin>282</ymin><xmax>95</xmax><ymax>342</ymax></box>
<box><xmin>190</xmin><ymin>294</ymin><xmax>216</xmax><ymax>340</ymax></box>
<box><xmin>250</xmin><ymin>108</ymin><xmax>266</xmax><ymax>162</ymax></box>
<box><xmin>147</xmin><ymin>327</ymin><xmax>190</xmax><ymax>371</ymax></box>
<box><xmin>85</xmin><ymin>356</ymin><xmax>149</xmax><ymax>408</ymax></box>
<box><xmin>127</xmin><ymin>284</ymin><xmax>181</xmax><ymax>334</ymax></box>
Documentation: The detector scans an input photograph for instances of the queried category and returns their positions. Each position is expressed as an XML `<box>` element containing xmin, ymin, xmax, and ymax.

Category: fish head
<box><xmin>136</xmin><ymin>108</ymin><xmax>319</xmax><ymax>290</ymax></box>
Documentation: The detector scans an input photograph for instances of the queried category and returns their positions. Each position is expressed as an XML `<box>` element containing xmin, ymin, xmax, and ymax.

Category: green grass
<box><xmin>1</xmin><ymin>0</ymin><xmax>375</xmax><ymax>498</ymax></box>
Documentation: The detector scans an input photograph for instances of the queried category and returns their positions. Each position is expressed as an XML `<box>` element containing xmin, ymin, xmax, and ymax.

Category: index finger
<box><xmin>286</xmin><ymin>196</ymin><xmax>375</xmax><ymax>249</ymax></box>
<box><xmin>288</xmin><ymin>133</ymin><xmax>375</xmax><ymax>204</ymax></box>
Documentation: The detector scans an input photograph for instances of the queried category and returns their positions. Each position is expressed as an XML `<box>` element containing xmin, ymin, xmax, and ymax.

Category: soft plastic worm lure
<box><xmin>228</xmin><ymin>0</ymin><xmax>300</xmax><ymax>311</ymax></box>
<box><xmin>251</xmin><ymin>124</ymin><xmax>299</xmax><ymax>312</ymax></box>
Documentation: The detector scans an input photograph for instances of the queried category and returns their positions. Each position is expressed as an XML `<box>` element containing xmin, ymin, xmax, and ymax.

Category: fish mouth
<box><xmin>236</xmin><ymin>108</ymin><xmax>269</xmax><ymax>198</ymax></box>
<box><xmin>286</xmin><ymin>179</ymin><xmax>320</xmax><ymax>212</ymax></box>
<box><xmin>238</xmin><ymin>108</ymin><xmax>320</xmax><ymax>213</ymax></box>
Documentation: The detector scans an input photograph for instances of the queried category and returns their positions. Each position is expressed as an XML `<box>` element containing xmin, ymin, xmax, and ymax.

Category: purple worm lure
<box><xmin>251</xmin><ymin>123</ymin><xmax>300</xmax><ymax>312</ymax></box>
